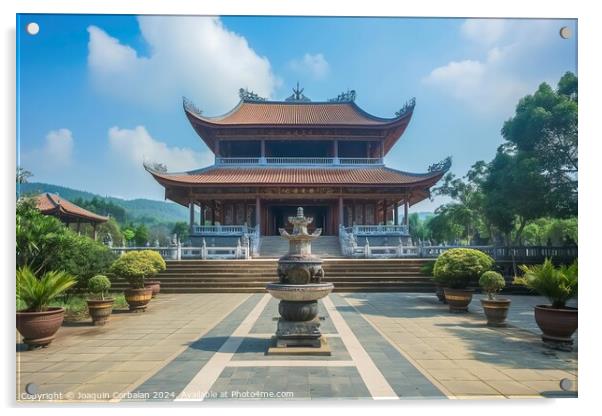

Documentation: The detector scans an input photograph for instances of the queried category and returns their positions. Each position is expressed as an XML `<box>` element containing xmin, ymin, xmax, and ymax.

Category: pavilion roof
<box><xmin>147</xmin><ymin>165</ymin><xmax>445</xmax><ymax>188</ymax></box>
<box><xmin>185</xmin><ymin>100</ymin><xmax>413</xmax><ymax>127</ymax></box>
<box><xmin>34</xmin><ymin>193</ymin><xmax>109</xmax><ymax>224</ymax></box>
<box><xmin>183</xmin><ymin>94</ymin><xmax>416</xmax><ymax>154</ymax></box>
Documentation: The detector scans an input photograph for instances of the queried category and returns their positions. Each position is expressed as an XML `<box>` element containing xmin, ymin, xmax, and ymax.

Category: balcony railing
<box><xmin>215</xmin><ymin>157</ymin><xmax>383</xmax><ymax>166</ymax></box>
<box><xmin>191</xmin><ymin>225</ymin><xmax>253</xmax><ymax>235</ymax></box>
<box><xmin>345</xmin><ymin>224</ymin><xmax>410</xmax><ymax>235</ymax></box>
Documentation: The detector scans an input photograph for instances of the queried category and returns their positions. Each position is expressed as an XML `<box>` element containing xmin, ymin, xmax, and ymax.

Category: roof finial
<box><xmin>285</xmin><ymin>82</ymin><xmax>311</xmax><ymax>102</ymax></box>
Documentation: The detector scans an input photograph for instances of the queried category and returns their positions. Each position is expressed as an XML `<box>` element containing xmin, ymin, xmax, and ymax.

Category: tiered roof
<box><xmin>34</xmin><ymin>193</ymin><xmax>108</xmax><ymax>224</ymax></box>
<box><xmin>183</xmin><ymin>89</ymin><xmax>416</xmax><ymax>154</ymax></box>
<box><xmin>147</xmin><ymin>166</ymin><xmax>445</xmax><ymax>187</ymax></box>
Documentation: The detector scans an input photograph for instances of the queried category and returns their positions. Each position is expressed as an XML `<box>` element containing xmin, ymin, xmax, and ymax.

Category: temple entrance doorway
<box><xmin>267</xmin><ymin>204</ymin><xmax>331</xmax><ymax>236</ymax></box>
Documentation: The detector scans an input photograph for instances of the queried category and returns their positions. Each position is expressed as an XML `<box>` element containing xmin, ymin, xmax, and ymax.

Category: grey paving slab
<box><xmin>205</xmin><ymin>366</ymin><xmax>370</xmax><ymax>400</ymax></box>
<box><xmin>127</xmin><ymin>293</ymin><xmax>263</xmax><ymax>401</ymax></box>
<box><xmin>330</xmin><ymin>293</ymin><xmax>446</xmax><ymax>399</ymax></box>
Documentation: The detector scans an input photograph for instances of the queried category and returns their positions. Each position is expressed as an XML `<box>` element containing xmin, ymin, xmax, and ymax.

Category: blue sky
<box><xmin>17</xmin><ymin>15</ymin><xmax>577</xmax><ymax>211</ymax></box>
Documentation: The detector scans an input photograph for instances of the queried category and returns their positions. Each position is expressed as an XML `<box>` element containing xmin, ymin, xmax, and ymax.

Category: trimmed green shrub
<box><xmin>88</xmin><ymin>275</ymin><xmax>111</xmax><ymax>300</ymax></box>
<box><xmin>139</xmin><ymin>250</ymin><xmax>166</xmax><ymax>276</ymax></box>
<box><xmin>110</xmin><ymin>251</ymin><xmax>156</xmax><ymax>288</ymax></box>
<box><xmin>17</xmin><ymin>266</ymin><xmax>78</xmax><ymax>312</ymax></box>
<box><xmin>514</xmin><ymin>258</ymin><xmax>577</xmax><ymax>309</ymax></box>
<box><xmin>479</xmin><ymin>271</ymin><xmax>505</xmax><ymax>299</ymax></box>
<box><xmin>433</xmin><ymin>248</ymin><xmax>495</xmax><ymax>289</ymax></box>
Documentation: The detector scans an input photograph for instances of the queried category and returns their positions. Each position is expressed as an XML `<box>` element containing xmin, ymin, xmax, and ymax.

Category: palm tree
<box><xmin>17</xmin><ymin>167</ymin><xmax>33</xmax><ymax>184</ymax></box>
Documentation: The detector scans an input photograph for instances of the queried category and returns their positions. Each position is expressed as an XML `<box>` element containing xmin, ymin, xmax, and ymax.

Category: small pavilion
<box><xmin>34</xmin><ymin>193</ymin><xmax>109</xmax><ymax>240</ymax></box>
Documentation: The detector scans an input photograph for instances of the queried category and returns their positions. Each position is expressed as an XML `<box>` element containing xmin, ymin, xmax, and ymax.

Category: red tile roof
<box><xmin>34</xmin><ymin>193</ymin><xmax>109</xmax><ymax>223</ymax></box>
<box><xmin>149</xmin><ymin>166</ymin><xmax>444</xmax><ymax>187</ymax></box>
<box><xmin>186</xmin><ymin>101</ymin><xmax>410</xmax><ymax>127</ymax></box>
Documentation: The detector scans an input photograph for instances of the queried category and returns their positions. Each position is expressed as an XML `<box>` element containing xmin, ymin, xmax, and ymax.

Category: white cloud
<box><xmin>108</xmin><ymin>126</ymin><xmax>212</xmax><ymax>172</ymax></box>
<box><xmin>289</xmin><ymin>53</ymin><xmax>330</xmax><ymax>80</ymax></box>
<box><xmin>422</xmin><ymin>20</ymin><xmax>562</xmax><ymax>114</ymax></box>
<box><xmin>44</xmin><ymin>129</ymin><xmax>74</xmax><ymax>165</ymax></box>
<box><xmin>461</xmin><ymin>19</ymin><xmax>507</xmax><ymax>45</ymax></box>
<box><xmin>87</xmin><ymin>16</ymin><xmax>279</xmax><ymax>113</ymax></box>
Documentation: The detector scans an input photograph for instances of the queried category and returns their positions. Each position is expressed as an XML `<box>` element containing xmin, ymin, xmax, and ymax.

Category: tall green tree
<box><xmin>134</xmin><ymin>224</ymin><xmax>149</xmax><ymax>246</ymax></box>
<box><xmin>172</xmin><ymin>221</ymin><xmax>189</xmax><ymax>243</ymax></box>
<box><xmin>16</xmin><ymin>167</ymin><xmax>33</xmax><ymax>184</ymax></box>
<box><xmin>431</xmin><ymin>161</ymin><xmax>489</xmax><ymax>244</ymax></box>
<box><xmin>500</xmin><ymin>71</ymin><xmax>578</xmax><ymax>216</ymax></box>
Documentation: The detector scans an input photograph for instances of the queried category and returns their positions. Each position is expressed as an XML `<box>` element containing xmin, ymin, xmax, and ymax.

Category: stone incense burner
<box><xmin>266</xmin><ymin>207</ymin><xmax>334</xmax><ymax>349</ymax></box>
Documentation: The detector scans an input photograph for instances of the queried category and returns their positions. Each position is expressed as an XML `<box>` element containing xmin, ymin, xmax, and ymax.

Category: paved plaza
<box><xmin>17</xmin><ymin>292</ymin><xmax>577</xmax><ymax>401</ymax></box>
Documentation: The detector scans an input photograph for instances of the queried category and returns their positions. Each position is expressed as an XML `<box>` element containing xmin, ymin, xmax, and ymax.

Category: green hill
<box><xmin>18</xmin><ymin>182</ymin><xmax>188</xmax><ymax>224</ymax></box>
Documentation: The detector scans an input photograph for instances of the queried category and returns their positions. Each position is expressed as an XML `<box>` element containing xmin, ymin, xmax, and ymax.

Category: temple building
<box><xmin>146</xmin><ymin>85</ymin><xmax>450</xmax><ymax>255</ymax></box>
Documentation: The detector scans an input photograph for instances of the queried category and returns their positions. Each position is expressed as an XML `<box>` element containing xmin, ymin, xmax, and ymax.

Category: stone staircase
<box><xmin>259</xmin><ymin>235</ymin><xmax>342</xmax><ymax>258</ymax></box>
<box><xmin>112</xmin><ymin>258</ymin><xmax>435</xmax><ymax>293</ymax></box>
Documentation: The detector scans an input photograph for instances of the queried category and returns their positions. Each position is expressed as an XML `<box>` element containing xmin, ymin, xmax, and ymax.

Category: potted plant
<box><xmin>479</xmin><ymin>271</ymin><xmax>511</xmax><ymax>327</ymax></box>
<box><xmin>141</xmin><ymin>251</ymin><xmax>166</xmax><ymax>297</ymax></box>
<box><xmin>110</xmin><ymin>251</ymin><xmax>155</xmax><ymax>312</ymax></box>
<box><xmin>16</xmin><ymin>266</ymin><xmax>77</xmax><ymax>349</ymax></box>
<box><xmin>433</xmin><ymin>248</ymin><xmax>494</xmax><ymax>313</ymax></box>
<box><xmin>87</xmin><ymin>275</ymin><xmax>114</xmax><ymax>326</ymax></box>
<box><xmin>514</xmin><ymin>259</ymin><xmax>577</xmax><ymax>350</ymax></box>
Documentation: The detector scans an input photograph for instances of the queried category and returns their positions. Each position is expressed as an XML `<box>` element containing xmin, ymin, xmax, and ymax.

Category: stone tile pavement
<box><xmin>16</xmin><ymin>293</ymin><xmax>251</xmax><ymax>401</ymax></box>
<box><xmin>16</xmin><ymin>291</ymin><xmax>577</xmax><ymax>402</ymax></box>
<box><xmin>340</xmin><ymin>292</ymin><xmax>577</xmax><ymax>398</ymax></box>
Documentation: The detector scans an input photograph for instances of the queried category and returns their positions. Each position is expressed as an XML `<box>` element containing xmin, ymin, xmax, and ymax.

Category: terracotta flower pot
<box><xmin>443</xmin><ymin>288</ymin><xmax>473</xmax><ymax>313</ymax></box>
<box><xmin>16</xmin><ymin>307</ymin><xmax>65</xmax><ymax>349</ymax></box>
<box><xmin>481</xmin><ymin>298</ymin><xmax>511</xmax><ymax>327</ymax></box>
<box><xmin>87</xmin><ymin>298</ymin><xmax>115</xmax><ymax>326</ymax></box>
<box><xmin>144</xmin><ymin>280</ymin><xmax>161</xmax><ymax>298</ymax></box>
<box><xmin>534</xmin><ymin>305</ymin><xmax>578</xmax><ymax>350</ymax></box>
<box><xmin>124</xmin><ymin>288</ymin><xmax>153</xmax><ymax>312</ymax></box>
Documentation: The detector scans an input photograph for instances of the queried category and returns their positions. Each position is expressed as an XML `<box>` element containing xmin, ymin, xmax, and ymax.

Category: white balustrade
<box><xmin>215</xmin><ymin>157</ymin><xmax>383</xmax><ymax>166</ymax></box>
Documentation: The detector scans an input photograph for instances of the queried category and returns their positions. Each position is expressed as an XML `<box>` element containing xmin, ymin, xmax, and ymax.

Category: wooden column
<box><xmin>255</xmin><ymin>196</ymin><xmax>261</xmax><ymax>235</ymax></box>
<box><xmin>394</xmin><ymin>202</ymin><xmax>399</xmax><ymax>225</ymax></box>
<box><xmin>381</xmin><ymin>200</ymin><xmax>387</xmax><ymax>225</ymax></box>
<box><xmin>189</xmin><ymin>201</ymin><xmax>195</xmax><ymax>230</ymax></box>
<box><xmin>333</xmin><ymin>140</ymin><xmax>339</xmax><ymax>159</ymax></box>
<box><xmin>338</xmin><ymin>196</ymin><xmax>344</xmax><ymax>227</ymax></box>
<box><xmin>93</xmin><ymin>223</ymin><xmax>98</xmax><ymax>241</ymax></box>
<box><xmin>404</xmin><ymin>201</ymin><xmax>409</xmax><ymax>225</ymax></box>
<box><xmin>260</xmin><ymin>140</ymin><xmax>266</xmax><ymax>162</ymax></box>
<box><xmin>215</xmin><ymin>140</ymin><xmax>220</xmax><ymax>157</ymax></box>
<box><xmin>380</xmin><ymin>141</ymin><xmax>384</xmax><ymax>159</ymax></box>
<box><xmin>211</xmin><ymin>201</ymin><xmax>216</xmax><ymax>226</ymax></box>
<box><xmin>199</xmin><ymin>203</ymin><xmax>204</xmax><ymax>226</ymax></box>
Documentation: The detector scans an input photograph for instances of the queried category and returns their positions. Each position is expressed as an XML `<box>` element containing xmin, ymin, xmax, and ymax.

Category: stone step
<box><xmin>114</xmin><ymin>276</ymin><xmax>431</xmax><ymax>286</ymax></box>
<box><xmin>161</xmin><ymin>267</ymin><xmax>421</xmax><ymax>276</ymax></box>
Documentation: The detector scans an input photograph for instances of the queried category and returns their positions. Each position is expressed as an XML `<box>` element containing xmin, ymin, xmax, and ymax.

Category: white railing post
<box><xmin>201</xmin><ymin>238</ymin><xmax>207</xmax><ymax>260</ymax></box>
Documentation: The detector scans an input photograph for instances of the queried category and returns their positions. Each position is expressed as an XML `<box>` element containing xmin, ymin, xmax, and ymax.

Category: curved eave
<box><xmin>146</xmin><ymin>166</ymin><xmax>445</xmax><ymax>189</ymax></box>
<box><xmin>184</xmin><ymin>101</ymin><xmax>414</xmax><ymax>156</ymax></box>
<box><xmin>40</xmin><ymin>206</ymin><xmax>108</xmax><ymax>224</ymax></box>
